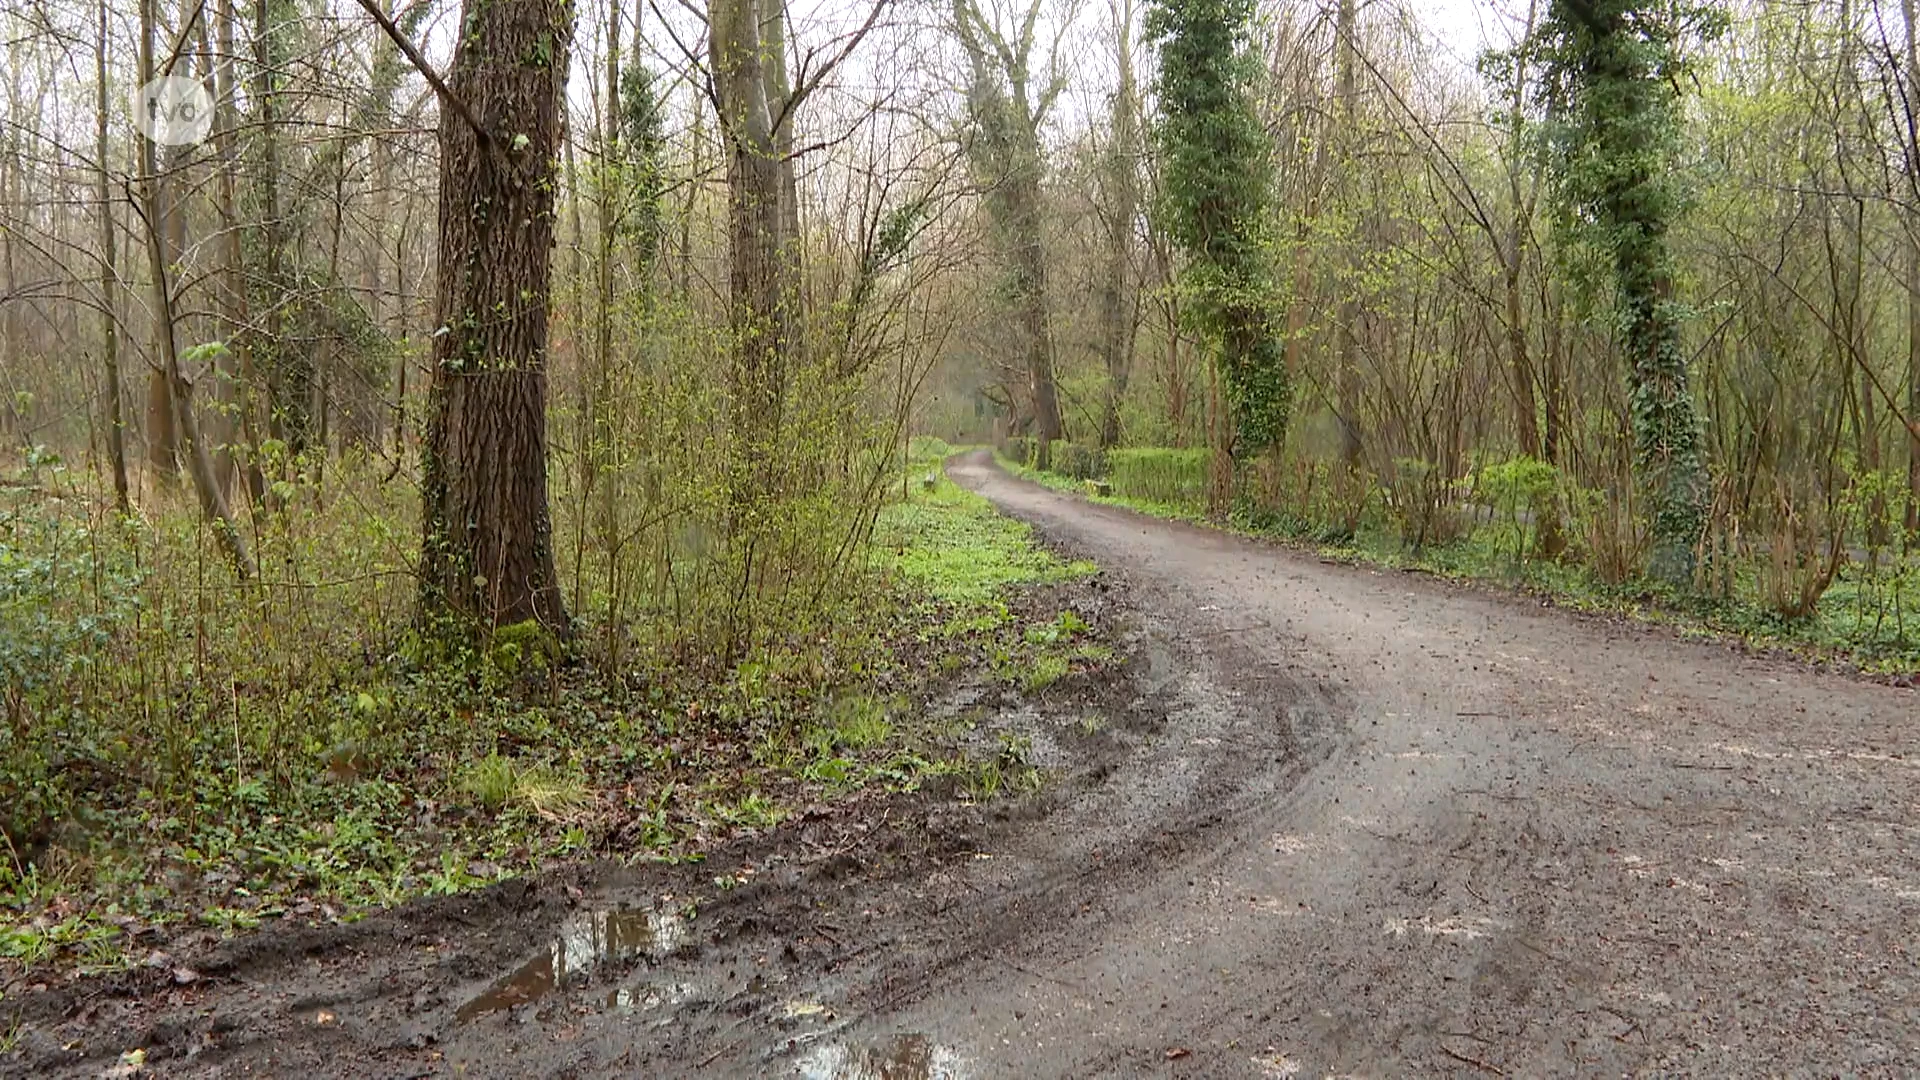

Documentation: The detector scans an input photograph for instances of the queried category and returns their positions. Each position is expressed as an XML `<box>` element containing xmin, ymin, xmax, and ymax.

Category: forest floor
<box><xmin>7</xmin><ymin>449</ymin><xmax>1920</xmax><ymax>1078</ymax></box>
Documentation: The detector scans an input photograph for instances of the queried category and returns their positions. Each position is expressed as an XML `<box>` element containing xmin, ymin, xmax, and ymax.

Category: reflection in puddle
<box><xmin>795</xmin><ymin>1034</ymin><xmax>964</xmax><ymax>1079</ymax></box>
<box><xmin>456</xmin><ymin>905</ymin><xmax>688</xmax><ymax>1021</ymax></box>
<box><xmin>605</xmin><ymin>980</ymin><xmax>697</xmax><ymax>1012</ymax></box>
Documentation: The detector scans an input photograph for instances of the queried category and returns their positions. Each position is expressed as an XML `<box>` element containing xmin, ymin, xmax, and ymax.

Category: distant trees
<box><xmin>9</xmin><ymin>0</ymin><xmax>1920</xmax><ymax>628</ymax></box>
<box><xmin>952</xmin><ymin>0</ymin><xmax>1068</xmax><ymax>466</ymax></box>
<box><xmin>1535</xmin><ymin>0</ymin><xmax>1724</xmax><ymax>585</ymax></box>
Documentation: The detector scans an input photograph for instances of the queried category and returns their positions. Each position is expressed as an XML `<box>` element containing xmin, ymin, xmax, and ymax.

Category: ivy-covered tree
<box><xmin>1534</xmin><ymin>0</ymin><xmax>1726</xmax><ymax>585</ymax></box>
<box><xmin>1143</xmin><ymin>0</ymin><xmax>1288</xmax><ymax>475</ymax></box>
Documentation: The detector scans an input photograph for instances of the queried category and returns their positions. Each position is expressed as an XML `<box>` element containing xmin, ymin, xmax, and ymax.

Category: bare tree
<box><xmin>952</xmin><ymin>0</ymin><xmax>1069</xmax><ymax>462</ymax></box>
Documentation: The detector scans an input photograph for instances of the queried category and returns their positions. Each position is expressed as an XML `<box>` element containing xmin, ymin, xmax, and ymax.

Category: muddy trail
<box><xmin>10</xmin><ymin>449</ymin><xmax>1920</xmax><ymax>1078</ymax></box>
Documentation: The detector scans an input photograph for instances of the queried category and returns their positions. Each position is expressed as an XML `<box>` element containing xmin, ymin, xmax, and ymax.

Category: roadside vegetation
<box><xmin>0</xmin><ymin>440</ymin><xmax>1094</xmax><ymax>973</ymax></box>
<box><xmin>1001</xmin><ymin>443</ymin><xmax>1920</xmax><ymax>674</ymax></box>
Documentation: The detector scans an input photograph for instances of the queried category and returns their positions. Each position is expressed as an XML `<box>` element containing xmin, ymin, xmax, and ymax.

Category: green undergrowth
<box><xmin>881</xmin><ymin>443</ymin><xmax>1104</xmax><ymax>692</ymax></box>
<box><xmin>998</xmin><ymin>451</ymin><xmax>1209</xmax><ymax>523</ymax></box>
<box><xmin>0</xmin><ymin>441</ymin><xmax>1106</xmax><ymax>975</ymax></box>
<box><xmin>1002</xmin><ymin>450</ymin><xmax>1920</xmax><ymax>674</ymax></box>
<box><xmin>885</xmin><ymin>445</ymin><xmax>1095</xmax><ymax>609</ymax></box>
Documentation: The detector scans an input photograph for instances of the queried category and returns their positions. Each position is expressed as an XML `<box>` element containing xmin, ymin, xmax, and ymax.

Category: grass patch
<box><xmin>877</xmin><ymin>454</ymin><xmax>1094</xmax><ymax>610</ymax></box>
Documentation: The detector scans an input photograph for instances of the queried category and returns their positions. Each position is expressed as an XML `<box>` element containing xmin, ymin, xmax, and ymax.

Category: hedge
<box><xmin>1049</xmin><ymin>442</ymin><xmax>1107</xmax><ymax>481</ymax></box>
<box><xmin>1107</xmin><ymin>448</ymin><xmax>1211</xmax><ymax>509</ymax></box>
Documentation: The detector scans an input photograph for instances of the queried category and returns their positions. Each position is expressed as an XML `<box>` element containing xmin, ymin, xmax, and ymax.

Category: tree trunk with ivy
<box><xmin>1537</xmin><ymin>0</ymin><xmax>1720</xmax><ymax>585</ymax></box>
<box><xmin>417</xmin><ymin>0</ymin><xmax>571</xmax><ymax>635</ymax></box>
<box><xmin>1144</xmin><ymin>0</ymin><xmax>1289</xmax><ymax>483</ymax></box>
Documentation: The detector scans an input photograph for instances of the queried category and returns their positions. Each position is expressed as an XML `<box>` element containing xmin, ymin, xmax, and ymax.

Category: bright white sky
<box><xmin>1421</xmin><ymin>0</ymin><xmax>1529</xmax><ymax>65</ymax></box>
<box><xmin>420</xmin><ymin>0</ymin><xmax>1535</xmax><ymax>134</ymax></box>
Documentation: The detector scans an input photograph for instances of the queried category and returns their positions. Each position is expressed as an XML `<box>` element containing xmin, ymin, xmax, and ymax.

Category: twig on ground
<box><xmin>1439</xmin><ymin>1043</ymin><xmax>1507</xmax><ymax>1075</ymax></box>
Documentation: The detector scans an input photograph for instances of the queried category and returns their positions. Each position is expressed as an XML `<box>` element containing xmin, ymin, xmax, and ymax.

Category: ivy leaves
<box><xmin>1532</xmin><ymin>0</ymin><xmax>1725</xmax><ymax>584</ymax></box>
<box><xmin>1143</xmin><ymin>0</ymin><xmax>1289</xmax><ymax>460</ymax></box>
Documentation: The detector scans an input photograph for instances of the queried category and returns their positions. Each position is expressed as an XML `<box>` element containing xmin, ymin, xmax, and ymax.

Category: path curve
<box><xmin>14</xmin><ymin>451</ymin><xmax>1919</xmax><ymax>1078</ymax></box>
<box><xmin>905</xmin><ymin>449</ymin><xmax>1920</xmax><ymax>1076</ymax></box>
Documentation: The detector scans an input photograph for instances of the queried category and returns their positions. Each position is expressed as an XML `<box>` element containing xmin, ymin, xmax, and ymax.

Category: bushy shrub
<box><xmin>907</xmin><ymin>435</ymin><xmax>956</xmax><ymax>464</ymax></box>
<box><xmin>1048</xmin><ymin>442</ymin><xmax>1107</xmax><ymax>481</ymax></box>
<box><xmin>1107</xmin><ymin>448</ymin><xmax>1211</xmax><ymax>509</ymax></box>
<box><xmin>1003</xmin><ymin>436</ymin><xmax>1035</xmax><ymax>469</ymax></box>
<box><xmin>1479</xmin><ymin>455</ymin><xmax>1560</xmax><ymax>560</ymax></box>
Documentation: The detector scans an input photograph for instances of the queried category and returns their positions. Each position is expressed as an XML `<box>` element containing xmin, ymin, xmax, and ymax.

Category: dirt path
<box><xmin>930</xmin><ymin>451</ymin><xmax>1920</xmax><ymax>1076</ymax></box>
<box><xmin>12</xmin><ymin>450</ymin><xmax>1920</xmax><ymax>1078</ymax></box>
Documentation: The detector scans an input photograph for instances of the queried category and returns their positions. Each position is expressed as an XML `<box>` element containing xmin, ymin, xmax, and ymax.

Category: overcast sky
<box><xmin>526</xmin><ymin>0</ymin><xmax>1535</xmax><ymax>134</ymax></box>
<box><xmin>1416</xmin><ymin>0</ymin><xmax>1527</xmax><ymax>68</ymax></box>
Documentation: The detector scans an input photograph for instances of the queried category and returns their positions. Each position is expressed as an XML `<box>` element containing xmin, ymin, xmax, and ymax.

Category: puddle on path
<box><xmin>605</xmin><ymin>980</ymin><xmax>698</xmax><ymax>1013</ymax></box>
<box><xmin>794</xmin><ymin>1034</ymin><xmax>965</xmax><ymax>1079</ymax></box>
<box><xmin>455</xmin><ymin>904</ymin><xmax>688</xmax><ymax>1022</ymax></box>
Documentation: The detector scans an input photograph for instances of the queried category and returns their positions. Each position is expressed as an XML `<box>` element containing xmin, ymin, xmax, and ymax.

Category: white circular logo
<box><xmin>133</xmin><ymin>76</ymin><xmax>214</xmax><ymax>146</ymax></box>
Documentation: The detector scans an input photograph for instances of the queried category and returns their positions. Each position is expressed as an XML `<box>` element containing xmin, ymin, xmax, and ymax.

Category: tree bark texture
<box><xmin>1096</xmin><ymin>0</ymin><xmax>1139</xmax><ymax>450</ymax></box>
<box><xmin>418</xmin><ymin>0</ymin><xmax>571</xmax><ymax>634</ymax></box>
<box><xmin>712</xmin><ymin>0</ymin><xmax>792</xmax><ymax>508</ymax></box>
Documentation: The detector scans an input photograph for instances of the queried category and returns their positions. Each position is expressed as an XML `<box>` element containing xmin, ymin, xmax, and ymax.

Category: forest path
<box><xmin>860</xmin><ymin>449</ymin><xmax>1920</xmax><ymax>1076</ymax></box>
<box><xmin>13</xmin><ymin>451</ymin><xmax>1919</xmax><ymax>1078</ymax></box>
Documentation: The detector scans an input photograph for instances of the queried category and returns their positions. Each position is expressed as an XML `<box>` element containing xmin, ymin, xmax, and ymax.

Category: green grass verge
<box><xmin>881</xmin><ymin>448</ymin><xmax>1095</xmax><ymax>608</ymax></box>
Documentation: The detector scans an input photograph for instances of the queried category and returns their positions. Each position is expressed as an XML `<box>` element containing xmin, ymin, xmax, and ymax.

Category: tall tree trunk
<box><xmin>565</xmin><ymin>115</ymin><xmax>593</xmax><ymax>610</ymax></box>
<box><xmin>254</xmin><ymin>0</ymin><xmax>305</xmax><ymax>453</ymax></box>
<box><xmin>0</xmin><ymin>69</ymin><xmax>18</xmax><ymax>446</ymax></box>
<box><xmin>1910</xmin><ymin>233</ymin><xmax>1920</xmax><ymax>548</ymax></box>
<box><xmin>418</xmin><ymin>0</ymin><xmax>572</xmax><ymax>634</ymax></box>
<box><xmin>1334</xmin><ymin>0</ymin><xmax>1362</xmax><ymax>473</ymax></box>
<box><xmin>141</xmin><ymin>107</ymin><xmax>183</xmax><ymax>482</ymax></box>
<box><xmin>1833</xmin><ymin>0</ymin><xmax>1885</xmax><ymax>552</ymax></box>
<box><xmin>953</xmin><ymin>0</ymin><xmax>1063</xmax><ymax>464</ymax></box>
<box><xmin>364</xmin><ymin>134</ymin><xmax>387</xmax><ymax>449</ymax></box>
<box><xmin>1506</xmin><ymin>0</ymin><xmax>1561</xmax><ymax>555</ymax></box>
<box><xmin>213</xmin><ymin>0</ymin><xmax>267</xmax><ymax>505</ymax></box>
<box><xmin>95</xmin><ymin>0</ymin><xmax>130</xmax><ymax>512</ymax></box>
<box><xmin>1542</xmin><ymin>0</ymin><xmax>1707</xmax><ymax>585</ymax></box>
<box><xmin>1903</xmin><ymin>0</ymin><xmax>1920</xmax><ymax>545</ymax></box>
<box><xmin>591</xmin><ymin>0</ymin><xmax>620</xmax><ymax>535</ymax></box>
<box><xmin>712</xmin><ymin>0</ymin><xmax>790</xmax><ymax>508</ymax></box>
<box><xmin>1096</xmin><ymin>0</ymin><xmax>1139</xmax><ymax>450</ymax></box>
<box><xmin>144</xmin><ymin>154</ymin><xmax>185</xmax><ymax>480</ymax></box>
<box><xmin>761</xmin><ymin>0</ymin><xmax>804</xmax><ymax>370</ymax></box>
<box><xmin>1008</xmin><ymin>158</ymin><xmax>1062</xmax><ymax>462</ymax></box>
